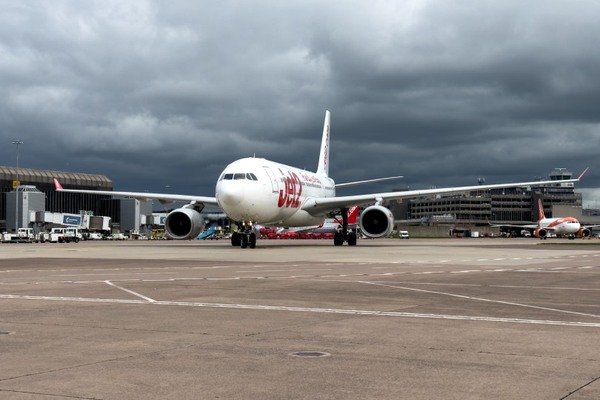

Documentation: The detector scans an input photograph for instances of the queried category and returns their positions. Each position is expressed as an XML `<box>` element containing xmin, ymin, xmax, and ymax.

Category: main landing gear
<box><xmin>231</xmin><ymin>222</ymin><xmax>257</xmax><ymax>249</ymax></box>
<box><xmin>333</xmin><ymin>207</ymin><xmax>358</xmax><ymax>246</ymax></box>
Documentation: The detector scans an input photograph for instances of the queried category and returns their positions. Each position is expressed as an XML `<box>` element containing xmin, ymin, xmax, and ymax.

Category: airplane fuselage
<box><xmin>216</xmin><ymin>157</ymin><xmax>335</xmax><ymax>227</ymax></box>
<box><xmin>539</xmin><ymin>217</ymin><xmax>581</xmax><ymax>235</ymax></box>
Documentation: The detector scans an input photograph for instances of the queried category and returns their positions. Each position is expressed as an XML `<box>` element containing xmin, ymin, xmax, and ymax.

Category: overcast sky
<box><xmin>1</xmin><ymin>1</ymin><xmax>599</xmax><ymax>205</ymax></box>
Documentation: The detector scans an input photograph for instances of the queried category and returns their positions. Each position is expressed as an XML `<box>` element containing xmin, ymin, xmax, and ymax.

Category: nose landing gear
<box><xmin>231</xmin><ymin>222</ymin><xmax>257</xmax><ymax>249</ymax></box>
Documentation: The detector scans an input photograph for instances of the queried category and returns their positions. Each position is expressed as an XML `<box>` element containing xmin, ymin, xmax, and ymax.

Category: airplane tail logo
<box><xmin>537</xmin><ymin>198</ymin><xmax>546</xmax><ymax>222</ymax></box>
<box><xmin>316</xmin><ymin>110</ymin><xmax>330</xmax><ymax>177</ymax></box>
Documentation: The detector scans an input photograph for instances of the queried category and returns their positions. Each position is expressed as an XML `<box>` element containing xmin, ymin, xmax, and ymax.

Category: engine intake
<box><xmin>534</xmin><ymin>228</ymin><xmax>547</xmax><ymax>238</ymax></box>
<box><xmin>579</xmin><ymin>228</ymin><xmax>591</xmax><ymax>238</ymax></box>
<box><xmin>165</xmin><ymin>207</ymin><xmax>204</xmax><ymax>240</ymax></box>
<box><xmin>359</xmin><ymin>205</ymin><xmax>394</xmax><ymax>238</ymax></box>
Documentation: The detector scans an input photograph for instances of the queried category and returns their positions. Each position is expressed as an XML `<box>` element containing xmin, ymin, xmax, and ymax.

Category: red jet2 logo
<box><xmin>278</xmin><ymin>171</ymin><xmax>303</xmax><ymax>208</ymax></box>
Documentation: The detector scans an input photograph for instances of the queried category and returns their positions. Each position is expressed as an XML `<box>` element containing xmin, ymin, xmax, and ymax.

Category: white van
<box><xmin>399</xmin><ymin>231</ymin><xmax>410</xmax><ymax>239</ymax></box>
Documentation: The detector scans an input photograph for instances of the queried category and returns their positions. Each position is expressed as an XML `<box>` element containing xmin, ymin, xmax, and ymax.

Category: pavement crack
<box><xmin>560</xmin><ymin>375</ymin><xmax>600</xmax><ymax>399</ymax></box>
<box><xmin>0</xmin><ymin>388</ymin><xmax>101</xmax><ymax>399</ymax></box>
<box><xmin>428</xmin><ymin>347</ymin><xmax>599</xmax><ymax>362</ymax></box>
<box><xmin>1</xmin><ymin>320</ymin><xmax>213</xmax><ymax>336</ymax></box>
<box><xmin>0</xmin><ymin>343</ymin><xmax>199</xmax><ymax>384</ymax></box>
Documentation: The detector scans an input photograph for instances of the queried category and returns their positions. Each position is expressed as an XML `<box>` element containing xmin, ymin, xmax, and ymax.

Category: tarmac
<box><xmin>0</xmin><ymin>238</ymin><xmax>599</xmax><ymax>399</ymax></box>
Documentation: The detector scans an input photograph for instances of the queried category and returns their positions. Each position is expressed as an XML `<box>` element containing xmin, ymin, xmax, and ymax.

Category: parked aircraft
<box><xmin>285</xmin><ymin>206</ymin><xmax>360</xmax><ymax>234</ymax></box>
<box><xmin>493</xmin><ymin>198</ymin><xmax>595</xmax><ymax>239</ymax></box>
<box><xmin>54</xmin><ymin>111</ymin><xmax>587</xmax><ymax>249</ymax></box>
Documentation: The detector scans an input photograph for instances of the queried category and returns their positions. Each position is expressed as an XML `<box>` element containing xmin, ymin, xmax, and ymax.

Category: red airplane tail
<box><xmin>537</xmin><ymin>198</ymin><xmax>546</xmax><ymax>222</ymax></box>
<box><xmin>53</xmin><ymin>178</ymin><xmax>64</xmax><ymax>190</ymax></box>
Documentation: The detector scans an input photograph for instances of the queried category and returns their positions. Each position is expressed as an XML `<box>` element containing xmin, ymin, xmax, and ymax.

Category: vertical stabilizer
<box><xmin>316</xmin><ymin>110</ymin><xmax>331</xmax><ymax>177</ymax></box>
<box><xmin>537</xmin><ymin>198</ymin><xmax>546</xmax><ymax>222</ymax></box>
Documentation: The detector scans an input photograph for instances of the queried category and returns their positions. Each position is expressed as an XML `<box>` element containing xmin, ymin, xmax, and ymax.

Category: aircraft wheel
<box><xmin>231</xmin><ymin>232</ymin><xmax>241</xmax><ymax>246</ymax></box>
<box><xmin>347</xmin><ymin>231</ymin><xmax>357</xmax><ymax>246</ymax></box>
<box><xmin>249</xmin><ymin>233</ymin><xmax>257</xmax><ymax>248</ymax></box>
<box><xmin>240</xmin><ymin>234</ymin><xmax>248</xmax><ymax>248</ymax></box>
<box><xmin>333</xmin><ymin>232</ymin><xmax>344</xmax><ymax>246</ymax></box>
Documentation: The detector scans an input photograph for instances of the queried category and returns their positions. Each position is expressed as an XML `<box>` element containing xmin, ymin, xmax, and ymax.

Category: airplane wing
<box><xmin>489</xmin><ymin>223</ymin><xmax>538</xmax><ymax>229</ymax></box>
<box><xmin>302</xmin><ymin>170</ymin><xmax>588</xmax><ymax>216</ymax></box>
<box><xmin>53</xmin><ymin>179</ymin><xmax>219</xmax><ymax>206</ymax></box>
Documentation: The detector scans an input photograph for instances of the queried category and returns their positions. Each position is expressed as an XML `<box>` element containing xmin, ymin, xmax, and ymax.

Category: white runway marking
<box><xmin>360</xmin><ymin>281</ymin><xmax>600</xmax><ymax>319</ymax></box>
<box><xmin>104</xmin><ymin>280</ymin><xmax>156</xmax><ymax>303</ymax></box>
<box><xmin>1</xmin><ymin>294</ymin><xmax>599</xmax><ymax>328</ymax></box>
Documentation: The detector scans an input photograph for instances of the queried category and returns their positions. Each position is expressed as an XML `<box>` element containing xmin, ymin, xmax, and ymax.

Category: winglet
<box><xmin>577</xmin><ymin>167</ymin><xmax>590</xmax><ymax>181</ymax></box>
<box><xmin>53</xmin><ymin>178</ymin><xmax>63</xmax><ymax>190</ymax></box>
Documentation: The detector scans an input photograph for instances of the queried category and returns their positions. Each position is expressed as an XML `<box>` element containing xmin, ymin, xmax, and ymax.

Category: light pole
<box><xmin>12</xmin><ymin>140</ymin><xmax>23</xmax><ymax>232</ymax></box>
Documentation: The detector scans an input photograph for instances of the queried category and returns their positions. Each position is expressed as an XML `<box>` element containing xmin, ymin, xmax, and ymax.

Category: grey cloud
<box><xmin>0</xmin><ymin>0</ymin><xmax>599</xmax><ymax>201</ymax></box>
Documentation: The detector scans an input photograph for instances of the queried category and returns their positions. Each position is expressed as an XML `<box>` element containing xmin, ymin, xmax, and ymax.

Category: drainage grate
<box><xmin>290</xmin><ymin>351</ymin><xmax>330</xmax><ymax>358</ymax></box>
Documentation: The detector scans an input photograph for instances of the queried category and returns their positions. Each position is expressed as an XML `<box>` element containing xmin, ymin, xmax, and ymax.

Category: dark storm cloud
<box><xmin>1</xmin><ymin>0</ymin><xmax>599</xmax><ymax>200</ymax></box>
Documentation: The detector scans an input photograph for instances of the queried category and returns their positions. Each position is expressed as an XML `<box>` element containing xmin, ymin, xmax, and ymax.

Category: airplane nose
<box><xmin>218</xmin><ymin>182</ymin><xmax>242</xmax><ymax>207</ymax></box>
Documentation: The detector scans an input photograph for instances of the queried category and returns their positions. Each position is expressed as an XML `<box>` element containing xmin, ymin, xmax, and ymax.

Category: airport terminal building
<box><xmin>0</xmin><ymin>166</ymin><xmax>118</xmax><ymax>232</ymax></box>
<box><xmin>390</xmin><ymin>168</ymin><xmax>586</xmax><ymax>227</ymax></box>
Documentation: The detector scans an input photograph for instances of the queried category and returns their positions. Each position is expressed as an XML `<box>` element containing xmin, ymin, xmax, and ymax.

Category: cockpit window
<box><xmin>220</xmin><ymin>172</ymin><xmax>259</xmax><ymax>181</ymax></box>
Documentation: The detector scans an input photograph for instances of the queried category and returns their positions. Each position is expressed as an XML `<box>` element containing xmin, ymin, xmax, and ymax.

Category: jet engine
<box><xmin>359</xmin><ymin>205</ymin><xmax>394</xmax><ymax>238</ymax></box>
<box><xmin>534</xmin><ymin>228</ymin><xmax>547</xmax><ymax>239</ymax></box>
<box><xmin>579</xmin><ymin>228</ymin><xmax>591</xmax><ymax>238</ymax></box>
<box><xmin>165</xmin><ymin>207</ymin><xmax>204</xmax><ymax>240</ymax></box>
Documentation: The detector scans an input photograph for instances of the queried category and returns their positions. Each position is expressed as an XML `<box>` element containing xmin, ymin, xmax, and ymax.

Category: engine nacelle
<box><xmin>534</xmin><ymin>228</ymin><xmax>547</xmax><ymax>238</ymax></box>
<box><xmin>359</xmin><ymin>205</ymin><xmax>394</xmax><ymax>238</ymax></box>
<box><xmin>579</xmin><ymin>228</ymin><xmax>591</xmax><ymax>238</ymax></box>
<box><xmin>165</xmin><ymin>207</ymin><xmax>205</xmax><ymax>240</ymax></box>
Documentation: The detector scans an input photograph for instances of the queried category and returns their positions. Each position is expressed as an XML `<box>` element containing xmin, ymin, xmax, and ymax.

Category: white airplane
<box><xmin>54</xmin><ymin>111</ymin><xmax>588</xmax><ymax>249</ymax></box>
<box><xmin>493</xmin><ymin>198</ymin><xmax>595</xmax><ymax>240</ymax></box>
